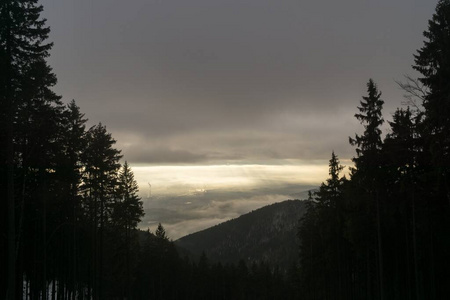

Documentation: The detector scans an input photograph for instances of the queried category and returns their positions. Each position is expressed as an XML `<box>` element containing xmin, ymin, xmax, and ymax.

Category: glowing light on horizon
<box><xmin>131</xmin><ymin>159</ymin><xmax>353</xmax><ymax>239</ymax></box>
<box><xmin>130</xmin><ymin>160</ymin><xmax>338</xmax><ymax>197</ymax></box>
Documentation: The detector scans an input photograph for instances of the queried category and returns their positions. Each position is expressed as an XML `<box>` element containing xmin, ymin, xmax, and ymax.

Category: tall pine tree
<box><xmin>81</xmin><ymin>123</ymin><xmax>122</xmax><ymax>299</ymax></box>
<box><xmin>349</xmin><ymin>79</ymin><xmax>385</xmax><ymax>300</ymax></box>
<box><xmin>413</xmin><ymin>0</ymin><xmax>450</xmax><ymax>296</ymax></box>
<box><xmin>298</xmin><ymin>152</ymin><xmax>346</xmax><ymax>299</ymax></box>
<box><xmin>0</xmin><ymin>1</ymin><xmax>59</xmax><ymax>298</ymax></box>
<box><xmin>110</xmin><ymin>161</ymin><xmax>144</xmax><ymax>299</ymax></box>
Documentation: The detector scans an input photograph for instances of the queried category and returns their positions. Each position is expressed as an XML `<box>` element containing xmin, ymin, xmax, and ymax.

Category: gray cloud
<box><xmin>39</xmin><ymin>0</ymin><xmax>438</xmax><ymax>237</ymax></box>
<box><xmin>112</xmin><ymin>109</ymin><xmax>358</xmax><ymax>164</ymax></box>
<box><xmin>41</xmin><ymin>0</ymin><xmax>436</xmax><ymax>165</ymax></box>
<box><xmin>123</xmin><ymin>147</ymin><xmax>208</xmax><ymax>164</ymax></box>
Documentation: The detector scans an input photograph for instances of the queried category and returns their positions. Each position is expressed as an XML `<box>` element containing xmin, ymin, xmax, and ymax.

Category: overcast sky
<box><xmin>40</xmin><ymin>0</ymin><xmax>437</xmax><ymax>239</ymax></box>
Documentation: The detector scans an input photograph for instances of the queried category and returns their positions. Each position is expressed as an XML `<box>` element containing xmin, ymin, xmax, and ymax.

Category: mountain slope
<box><xmin>175</xmin><ymin>199</ymin><xmax>308</xmax><ymax>270</ymax></box>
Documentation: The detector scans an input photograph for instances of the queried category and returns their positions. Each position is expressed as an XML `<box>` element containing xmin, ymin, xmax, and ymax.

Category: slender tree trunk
<box><xmin>404</xmin><ymin>197</ymin><xmax>412</xmax><ymax>300</ymax></box>
<box><xmin>126</xmin><ymin>226</ymin><xmax>130</xmax><ymax>300</ymax></box>
<box><xmin>335</xmin><ymin>205</ymin><xmax>342</xmax><ymax>300</ymax></box>
<box><xmin>88</xmin><ymin>185</ymin><xmax>95</xmax><ymax>300</ymax></box>
<box><xmin>365</xmin><ymin>195</ymin><xmax>371</xmax><ymax>300</ymax></box>
<box><xmin>51</xmin><ymin>279</ymin><xmax>56</xmax><ymax>300</ymax></box>
<box><xmin>5</xmin><ymin>1</ymin><xmax>16</xmax><ymax>298</ymax></box>
<box><xmin>411</xmin><ymin>190</ymin><xmax>420</xmax><ymax>300</ymax></box>
<box><xmin>428</xmin><ymin>200</ymin><xmax>436</xmax><ymax>300</ymax></box>
<box><xmin>42</xmin><ymin>170</ymin><xmax>48</xmax><ymax>300</ymax></box>
<box><xmin>366</xmin><ymin>246</ymin><xmax>371</xmax><ymax>300</ymax></box>
<box><xmin>25</xmin><ymin>276</ymin><xmax>29</xmax><ymax>300</ymax></box>
<box><xmin>376</xmin><ymin>191</ymin><xmax>384</xmax><ymax>300</ymax></box>
<box><xmin>93</xmin><ymin>192</ymin><xmax>97</xmax><ymax>300</ymax></box>
<box><xmin>99</xmin><ymin>192</ymin><xmax>104</xmax><ymax>300</ymax></box>
<box><xmin>72</xmin><ymin>185</ymin><xmax>77</xmax><ymax>300</ymax></box>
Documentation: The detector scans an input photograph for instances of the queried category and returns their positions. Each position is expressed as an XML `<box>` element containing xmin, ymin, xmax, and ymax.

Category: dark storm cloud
<box><xmin>40</xmin><ymin>0</ymin><xmax>437</xmax><ymax>164</ymax></box>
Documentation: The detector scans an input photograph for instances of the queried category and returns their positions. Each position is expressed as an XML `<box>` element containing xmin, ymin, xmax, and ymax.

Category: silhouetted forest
<box><xmin>2</xmin><ymin>0</ymin><xmax>450</xmax><ymax>299</ymax></box>
<box><xmin>296</xmin><ymin>1</ymin><xmax>450</xmax><ymax>298</ymax></box>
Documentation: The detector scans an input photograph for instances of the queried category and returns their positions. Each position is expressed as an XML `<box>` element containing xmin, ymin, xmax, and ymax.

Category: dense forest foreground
<box><xmin>2</xmin><ymin>0</ymin><xmax>450</xmax><ymax>299</ymax></box>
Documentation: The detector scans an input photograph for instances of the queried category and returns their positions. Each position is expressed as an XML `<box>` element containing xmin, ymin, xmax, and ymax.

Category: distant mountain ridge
<box><xmin>175</xmin><ymin>199</ymin><xmax>308</xmax><ymax>270</ymax></box>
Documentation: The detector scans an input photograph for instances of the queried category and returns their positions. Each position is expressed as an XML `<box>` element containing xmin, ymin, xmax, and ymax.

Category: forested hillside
<box><xmin>176</xmin><ymin>200</ymin><xmax>307</xmax><ymax>270</ymax></box>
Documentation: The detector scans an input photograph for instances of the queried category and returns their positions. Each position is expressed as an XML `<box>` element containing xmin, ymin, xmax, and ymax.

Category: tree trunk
<box><xmin>5</xmin><ymin>1</ymin><xmax>16</xmax><ymax>298</ymax></box>
<box><xmin>376</xmin><ymin>191</ymin><xmax>384</xmax><ymax>300</ymax></box>
<box><xmin>412</xmin><ymin>190</ymin><xmax>420</xmax><ymax>300</ymax></box>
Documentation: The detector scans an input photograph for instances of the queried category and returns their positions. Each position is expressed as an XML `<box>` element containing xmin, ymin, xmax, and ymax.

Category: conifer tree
<box><xmin>113</xmin><ymin>161</ymin><xmax>144</xmax><ymax>230</ymax></box>
<box><xmin>384</xmin><ymin>108</ymin><xmax>419</xmax><ymax>183</ymax></box>
<box><xmin>350</xmin><ymin>79</ymin><xmax>384</xmax><ymax>173</ymax></box>
<box><xmin>414</xmin><ymin>0</ymin><xmax>450</xmax><ymax>140</ymax></box>
<box><xmin>383</xmin><ymin>107</ymin><xmax>426</xmax><ymax>299</ymax></box>
<box><xmin>0</xmin><ymin>1</ymin><xmax>59</xmax><ymax>298</ymax></box>
<box><xmin>110</xmin><ymin>161</ymin><xmax>144</xmax><ymax>299</ymax></box>
<box><xmin>315</xmin><ymin>151</ymin><xmax>345</xmax><ymax>207</ymax></box>
<box><xmin>81</xmin><ymin>123</ymin><xmax>122</xmax><ymax>299</ymax></box>
<box><xmin>155</xmin><ymin>223</ymin><xmax>168</xmax><ymax>240</ymax></box>
<box><xmin>413</xmin><ymin>0</ymin><xmax>450</xmax><ymax>199</ymax></box>
<box><xmin>349</xmin><ymin>79</ymin><xmax>385</xmax><ymax>300</ymax></box>
<box><xmin>413</xmin><ymin>1</ymin><xmax>450</xmax><ymax>296</ymax></box>
<box><xmin>414</xmin><ymin>0</ymin><xmax>450</xmax><ymax>198</ymax></box>
<box><xmin>59</xmin><ymin>100</ymin><xmax>87</xmax><ymax>297</ymax></box>
<box><xmin>298</xmin><ymin>152</ymin><xmax>346</xmax><ymax>299</ymax></box>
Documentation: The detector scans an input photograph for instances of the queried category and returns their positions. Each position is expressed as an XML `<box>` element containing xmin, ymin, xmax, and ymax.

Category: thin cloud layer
<box><xmin>41</xmin><ymin>0</ymin><xmax>437</xmax><ymax>165</ymax></box>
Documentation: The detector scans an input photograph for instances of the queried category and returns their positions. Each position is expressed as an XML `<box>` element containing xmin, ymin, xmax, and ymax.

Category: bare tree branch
<box><xmin>395</xmin><ymin>75</ymin><xmax>428</xmax><ymax>113</ymax></box>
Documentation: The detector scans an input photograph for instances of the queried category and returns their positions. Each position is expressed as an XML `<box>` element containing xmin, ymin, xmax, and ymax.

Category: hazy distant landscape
<box><xmin>134</xmin><ymin>165</ymin><xmax>317</xmax><ymax>238</ymax></box>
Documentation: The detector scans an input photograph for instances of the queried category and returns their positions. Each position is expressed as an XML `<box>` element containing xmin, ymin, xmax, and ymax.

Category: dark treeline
<box><xmin>135</xmin><ymin>225</ymin><xmax>298</xmax><ymax>300</ymax></box>
<box><xmin>297</xmin><ymin>1</ymin><xmax>450</xmax><ymax>299</ymax></box>
<box><xmin>3</xmin><ymin>0</ymin><xmax>450</xmax><ymax>299</ymax></box>
<box><xmin>0</xmin><ymin>0</ymin><xmax>147</xmax><ymax>298</ymax></box>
